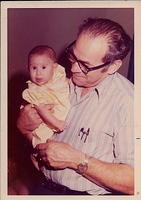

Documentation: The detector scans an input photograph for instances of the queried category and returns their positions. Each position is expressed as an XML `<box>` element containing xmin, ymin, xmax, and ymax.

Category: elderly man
<box><xmin>17</xmin><ymin>18</ymin><xmax>134</xmax><ymax>195</ymax></box>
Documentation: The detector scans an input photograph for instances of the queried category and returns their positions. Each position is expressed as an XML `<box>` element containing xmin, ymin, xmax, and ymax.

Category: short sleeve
<box><xmin>113</xmin><ymin>94</ymin><xmax>134</xmax><ymax>167</ymax></box>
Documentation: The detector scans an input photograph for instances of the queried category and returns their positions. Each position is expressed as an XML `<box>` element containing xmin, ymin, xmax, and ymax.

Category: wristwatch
<box><xmin>76</xmin><ymin>154</ymin><xmax>89</xmax><ymax>175</ymax></box>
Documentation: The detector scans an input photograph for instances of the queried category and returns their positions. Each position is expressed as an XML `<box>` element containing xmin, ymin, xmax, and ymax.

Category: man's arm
<box><xmin>17</xmin><ymin>104</ymin><xmax>42</xmax><ymax>142</ymax></box>
<box><xmin>81</xmin><ymin>156</ymin><xmax>134</xmax><ymax>194</ymax></box>
<box><xmin>36</xmin><ymin>140</ymin><xmax>134</xmax><ymax>194</ymax></box>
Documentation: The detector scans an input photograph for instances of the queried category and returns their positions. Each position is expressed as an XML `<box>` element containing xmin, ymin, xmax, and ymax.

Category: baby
<box><xmin>22</xmin><ymin>45</ymin><xmax>70</xmax><ymax>147</ymax></box>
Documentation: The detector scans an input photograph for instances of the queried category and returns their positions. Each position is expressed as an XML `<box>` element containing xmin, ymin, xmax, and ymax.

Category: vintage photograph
<box><xmin>1</xmin><ymin>1</ymin><xmax>141</xmax><ymax>200</ymax></box>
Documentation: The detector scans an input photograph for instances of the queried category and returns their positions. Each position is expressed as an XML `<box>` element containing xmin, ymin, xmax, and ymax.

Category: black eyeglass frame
<box><xmin>65</xmin><ymin>40</ymin><xmax>111</xmax><ymax>74</ymax></box>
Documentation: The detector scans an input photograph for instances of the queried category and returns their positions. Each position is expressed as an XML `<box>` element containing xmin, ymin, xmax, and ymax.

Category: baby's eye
<box><xmin>32</xmin><ymin>66</ymin><xmax>37</xmax><ymax>70</ymax></box>
<box><xmin>42</xmin><ymin>66</ymin><xmax>47</xmax><ymax>69</ymax></box>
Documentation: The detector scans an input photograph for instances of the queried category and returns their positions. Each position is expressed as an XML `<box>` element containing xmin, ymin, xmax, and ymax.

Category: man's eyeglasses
<box><xmin>65</xmin><ymin>41</ymin><xmax>111</xmax><ymax>75</ymax></box>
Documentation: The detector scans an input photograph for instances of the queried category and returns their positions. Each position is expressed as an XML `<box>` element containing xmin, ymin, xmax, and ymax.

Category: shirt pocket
<box><xmin>85</xmin><ymin>128</ymin><xmax>114</xmax><ymax>160</ymax></box>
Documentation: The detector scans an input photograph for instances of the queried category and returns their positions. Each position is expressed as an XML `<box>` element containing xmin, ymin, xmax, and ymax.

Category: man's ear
<box><xmin>108</xmin><ymin>60</ymin><xmax>122</xmax><ymax>75</ymax></box>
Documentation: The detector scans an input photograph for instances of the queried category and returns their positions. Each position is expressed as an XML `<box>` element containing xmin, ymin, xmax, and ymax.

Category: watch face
<box><xmin>77</xmin><ymin>163</ymin><xmax>88</xmax><ymax>174</ymax></box>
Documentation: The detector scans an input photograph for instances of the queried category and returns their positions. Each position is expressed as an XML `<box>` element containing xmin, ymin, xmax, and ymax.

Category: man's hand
<box><xmin>35</xmin><ymin>140</ymin><xmax>84</xmax><ymax>170</ymax></box>
<box><xmin>30</xmin><ymin>154</ymin><xmax>40</xmax><ymax>171</ymax></box>
<box><xmin>35</xmin><ymin>140</ymin><xmax>134</xmax><ymax>194</ymax></box>
<box><xmin>17</xmin><ymin>104</ymin><xmax>42</xmax><ymax>136</ymax></box>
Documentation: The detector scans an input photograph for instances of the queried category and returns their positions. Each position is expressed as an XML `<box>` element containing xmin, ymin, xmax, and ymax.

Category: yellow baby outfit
<box><xmin>22</xmin><ymin>64</ymin><xmax>70</xmax><ymax>147</ymax></box>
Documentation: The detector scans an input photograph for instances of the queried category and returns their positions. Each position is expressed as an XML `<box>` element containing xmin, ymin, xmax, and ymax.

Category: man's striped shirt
<box><xmin>43</xmin><ymin>72</ymin><xmax>134</xmax><ymax>195</ymax></box>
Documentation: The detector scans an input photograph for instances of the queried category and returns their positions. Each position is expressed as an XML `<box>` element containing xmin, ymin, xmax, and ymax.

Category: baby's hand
<box><xmin>55</xmin><ymin>120</ymin><xmax>68</xmax><ymax>132</ymax></box>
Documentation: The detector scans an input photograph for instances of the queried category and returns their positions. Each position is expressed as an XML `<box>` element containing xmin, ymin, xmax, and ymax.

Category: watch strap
<box><xmin>76</xmin><ymin>154</ymin><xmax>90</xmax><ymax>175</ymax></box>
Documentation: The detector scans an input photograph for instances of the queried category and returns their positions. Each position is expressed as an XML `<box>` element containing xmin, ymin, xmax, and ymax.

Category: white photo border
<box><xmin>1</xmin><ymin>1</ymin><xmax>141</xmax><ymax>200</ymax></box>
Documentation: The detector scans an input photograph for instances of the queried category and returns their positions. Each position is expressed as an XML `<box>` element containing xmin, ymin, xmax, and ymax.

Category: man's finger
<box><xmin>38</xmin><ymin>150</ymin><xmax>47</xmax><ymax>158</ymax></box>
<box><xmin>36</xmin><ymin>143</ymin><xmax>47</xmax><ymax>150</ymax></box>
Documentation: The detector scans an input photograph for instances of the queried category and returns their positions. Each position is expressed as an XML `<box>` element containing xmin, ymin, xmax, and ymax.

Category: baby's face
<box><xmin>29</xmin><ymin>54</ymin><xmax>55</xmax><ymax>86</ymax></box>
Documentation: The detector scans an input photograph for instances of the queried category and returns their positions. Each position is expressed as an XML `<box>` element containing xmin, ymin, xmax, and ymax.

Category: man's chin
<box><xmin>72</xmin><ymin>77</ymin><xmax>84</xmax><ymax>87</ymax></box>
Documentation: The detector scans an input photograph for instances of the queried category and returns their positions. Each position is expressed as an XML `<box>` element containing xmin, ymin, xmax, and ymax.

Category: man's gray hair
<box><xmin>78</xmin><ymin>18</ymin><xmax>132</xmax><ymax>62</ymax></box>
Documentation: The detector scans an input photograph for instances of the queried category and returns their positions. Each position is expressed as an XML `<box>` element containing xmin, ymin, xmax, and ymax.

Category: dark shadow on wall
<box><xmin>127</xmin><ymin>38</ymin><xmax>134</xmax><ymax>84</ymax></box>
<box><xmin>8</xmin><ymin>72</ymin><xmax>42</xmax><ymax>194</ymax></box>
<box><xmin>8</xmin><ymin>72</ymin><xmax>28</xmax><ymax>161</ymax></box>
<box><xmin>58</xmin><ymin>49</ymin><xmax>72</xmax><ymax>79</ymax></box>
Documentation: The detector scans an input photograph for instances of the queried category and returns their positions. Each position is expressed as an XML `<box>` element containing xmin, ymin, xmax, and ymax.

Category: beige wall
<box><xmin>8</xmin><ymin>8</ymin><xmax>134</xmax><ymax>80</ymax></box>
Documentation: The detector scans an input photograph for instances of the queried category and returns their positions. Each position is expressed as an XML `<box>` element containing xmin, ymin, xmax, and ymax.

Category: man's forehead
<box><xmin>74</xmin><ymin>33</ymin><xmax>108</xmax><ymax>62</ymax></box>
<box><xmin>76</xmin><ymin>33</ymin><xmax>108</xmax><ymax>47</ymax></box>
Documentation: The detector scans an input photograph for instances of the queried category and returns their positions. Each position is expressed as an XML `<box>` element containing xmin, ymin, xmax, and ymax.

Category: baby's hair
<box><xmin>28</xmin><ymin>45</ymin><xmax>57</xmax><ymax>64</ymax></box>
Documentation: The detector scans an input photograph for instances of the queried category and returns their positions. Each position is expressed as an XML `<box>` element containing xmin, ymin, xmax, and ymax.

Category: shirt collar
<box><xmin>70</xmin><ymin>73</ymin><xmax>116</xmax><ymax>99</ymax></box>
<box><xmin>94</xmin><ymin>73</ymin><xmax>115</xmax><ymax>98</ymax></box>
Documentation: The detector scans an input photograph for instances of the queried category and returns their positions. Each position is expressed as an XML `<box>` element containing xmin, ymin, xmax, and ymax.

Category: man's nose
<box><xmin>71</xmin><ymin>62</ymin><xmax>81</xmax><ymax>73</ymax></box>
